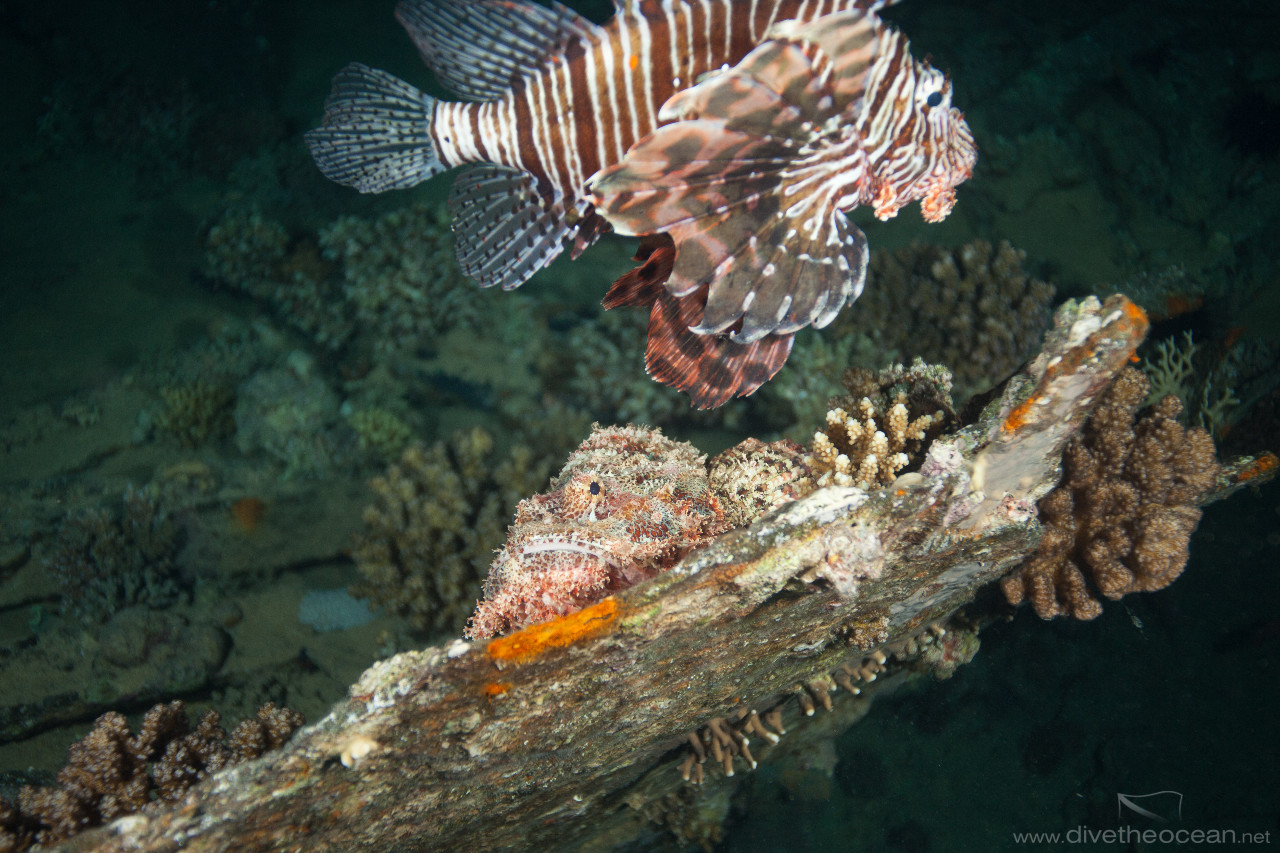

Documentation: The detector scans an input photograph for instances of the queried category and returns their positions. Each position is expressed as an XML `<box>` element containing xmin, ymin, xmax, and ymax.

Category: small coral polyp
<box><xmin>466</xmin><ymin>425</ymin><xmax>729</xmax><ymax>639</ymax></box>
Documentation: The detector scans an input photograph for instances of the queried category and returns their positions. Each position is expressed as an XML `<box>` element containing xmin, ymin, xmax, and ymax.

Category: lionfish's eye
<box><xmin>589</xmin><ymin>480</ymin><xmax>601</xmax><ymax>496</ymax></box>
<box><xmin>926</xmin><ymin>91</ymin><xmax>943</xmax><ymax>108</ymax></box>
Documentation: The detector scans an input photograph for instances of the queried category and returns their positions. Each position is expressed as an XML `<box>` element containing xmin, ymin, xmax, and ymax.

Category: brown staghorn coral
<box><xmin>352</xmin><ymin>427</ymin><xmax>553</xmax><ymax>635</ymax></box>
<box><xmin>836</xmin><ymin>240</ymin><xmax>1056</xmax><ymax>400</ymax></box>
<box><xmin>806</xmin><ymin>360</ymin><xmax>954</xmax><ymax>489</ymax></box>
<box><xmin>1001</xmin><ymin>368</ymin><xmax>1220</xmax><ymax>619</ymax></box>
<box><xmin>1</xmin><ymin>701</ymin><xmax>303</xmax><ymax>851</ymax></box>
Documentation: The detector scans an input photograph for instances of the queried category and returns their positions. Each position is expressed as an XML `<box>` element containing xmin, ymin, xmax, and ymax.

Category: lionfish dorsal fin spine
<box><xmin>394</xmin><ymin>0</ymin><xmax>603</xmax><ymax>103</ymax></box>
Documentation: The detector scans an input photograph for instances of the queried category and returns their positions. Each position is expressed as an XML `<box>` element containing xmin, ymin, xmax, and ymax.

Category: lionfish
<box><xmin>307</xmin><ymin>0</ymin><xmax>976</xmax><ymax>407</ymax></box>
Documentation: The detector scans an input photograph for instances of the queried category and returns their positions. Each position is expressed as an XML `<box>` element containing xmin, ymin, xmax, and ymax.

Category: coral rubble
<box><xmin>1000</xmin><ymin>368</ymin><xmax>1220</xmax><ymax>619</ymax></box>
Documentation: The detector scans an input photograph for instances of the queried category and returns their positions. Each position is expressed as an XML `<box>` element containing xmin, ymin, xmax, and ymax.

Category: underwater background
<box><xmin>1</xmin><ymin>0</ymin><xmax>1277</xmax><ymax>849</ymax></box>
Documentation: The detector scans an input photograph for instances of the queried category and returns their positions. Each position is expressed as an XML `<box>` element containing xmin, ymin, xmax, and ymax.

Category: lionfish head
<box><xmin>861</xmin><ymin>49</ymin><xmax>977</xmax><ymax>223</ymax></box>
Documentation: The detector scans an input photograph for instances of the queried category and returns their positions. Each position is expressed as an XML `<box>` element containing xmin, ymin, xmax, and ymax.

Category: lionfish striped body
<box><xmin>307</xmin><ymin>0</ymin><xmax>976</xmax><ymax>407</ymax></box>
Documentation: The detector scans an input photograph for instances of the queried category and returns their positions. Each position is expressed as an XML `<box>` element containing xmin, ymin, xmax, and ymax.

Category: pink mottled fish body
<box><xmin>466</xmin><ymin>424</ymin><xmax>728</xmax><ymax>639</ymax></box>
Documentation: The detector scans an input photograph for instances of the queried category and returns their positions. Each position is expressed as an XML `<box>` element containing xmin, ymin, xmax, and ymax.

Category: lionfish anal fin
<box><xmin>450</xmin><ymin>164</ymin><xmax>591</xmax><ymax>291</ymax></box>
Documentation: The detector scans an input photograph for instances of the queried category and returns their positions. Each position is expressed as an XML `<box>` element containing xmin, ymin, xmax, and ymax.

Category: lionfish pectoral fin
<box><xmin>591</xmin><ymin>11</ymin><xmax>881</xmax><ymax>344</ymax></box>
<box><xmin>697</xmin><ymin>211</ymin><xmax>869</xmax><ymax>344</ymax></box>
<box><xmin>645</xmin><ymin>285</ymin><xmax>794</xmax><ymax>409</ymax></box>
<box><xmin>394</xmin><ymin>0</ymin><xmax>602</xmax><ymax>102</ymax></box>
<box><xmin>305</xmin><ymin>63</ymin><xmax>445</xmax><ymax>193</ymax></box>
<box><xmin>450</xmin><ymin>165</ymin><xmax>580</xmax><ymax>290</ymax></box>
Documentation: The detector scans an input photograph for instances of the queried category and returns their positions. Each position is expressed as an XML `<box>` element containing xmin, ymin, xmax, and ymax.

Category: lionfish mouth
<box><xmin>519</xmin><ymin>534</ymin><xmax>622</xmax><ymax>570</ymax></box>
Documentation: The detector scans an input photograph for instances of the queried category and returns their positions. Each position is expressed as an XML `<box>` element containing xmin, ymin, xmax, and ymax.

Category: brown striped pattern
<box><xmin>588</xmin><ymin>8</ymin><xmax>976</xmax><ymax>405</ymax></box>
<box><xmin>604</xmin><ymin>234</ymin><xmax>794</xmax><ymax>408</ymax></box>
<box><xmin>425</xmin><ymin>0</ymin><xmax>879</xmax><ymax>211</ymax></box>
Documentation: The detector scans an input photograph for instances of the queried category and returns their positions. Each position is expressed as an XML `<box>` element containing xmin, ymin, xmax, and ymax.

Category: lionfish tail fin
<box><xmin>589</xmin><ymin>11</ymin><xmax>883</xmax><ymax>346</ymax></box>
<box><xmin>305</xmin><ymin>63</ymin><xmax>445</xmax><ymax>193</ymax></box>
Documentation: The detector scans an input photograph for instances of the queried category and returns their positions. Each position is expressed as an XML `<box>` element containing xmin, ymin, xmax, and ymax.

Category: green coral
<box><xmin>1141</xmin><ymin>330</ymin><xmax>1244</xmax><ymax>438</ymax></box>
<box><xmin>346</xmin><ymin>407</ymin><xmax>412</xmax><ymax>461</ymax></box>
<box><xmin>155</xmin><ymin>382</ymin><xmax>235</xmax><ymax>448</ymax></box>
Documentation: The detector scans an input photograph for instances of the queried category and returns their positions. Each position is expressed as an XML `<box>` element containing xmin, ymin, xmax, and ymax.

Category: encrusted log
<box><xmin>54</xmin><ymin>296</ymin><xmax>1239</xmax><ymax>852</ymax></box>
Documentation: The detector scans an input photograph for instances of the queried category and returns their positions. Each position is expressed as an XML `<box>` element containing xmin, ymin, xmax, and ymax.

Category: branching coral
<box><xmin>203</xmin><ymin>202</ymin><xmax>552</xmax><ymax>421</ymax></box>
<box><xmin>202</xmin><ymin>207</ymin><xmax>352</xmax><ymax>350</ymax></box>
<box><xmin>835</xmin><ymin>240</ymin><xmax>1056</xmax><ymax>400</ymax></box>
<box><xmin>806</xmin><ymin>360</ymin><xmax>954</xmax><ymax>489</ymax></box>
<box><xmin>45</xmin><ymin>485</ymin><xmax>181</xmax><ymax>624</ymax></box>
<box><xmin>318</xmin><ymin>202</ymin><xmax>490</xmax><ymax>357</ymax></box>
<box><xmin>1139</xmin><ymin>329</ymin><xmax>1280</xmax><ymax>441</ymax></box>
<box><xmin>761</xmin><ymin>328</ymin><xmax>885</xmax><ymax>439</ymax></box>
<box><xmin>1000</xmin><ymin>368</ymin><xmax>1220</xmax><ymax>619</ymax></box>
<box><xmin>346</xmin><ymin>407</ymin><xmax>413</xmax><ymax>462</ymax></box>
<box><xmin>155</xmin><ymin>381</ymin><xmax>235</xmax><ymax>448</ymax></box>
<box><xmin>352</xmin><ymin>428</ymin><xmax>553</xmax><ymax>635</ymax></box>
<box><xmin>233</xmin><ymin>364</ymin><xmax>347</xmax><ymax>479</ymax></box>
<box><xmin>1</xmin><ymin>701</ymin><xmax>303</xmax><ymax>851</ymax></box>
<box><xmin>203</xmin><ymin>202</ymin><xmax>493</xmax><ymax>358</ymax></box>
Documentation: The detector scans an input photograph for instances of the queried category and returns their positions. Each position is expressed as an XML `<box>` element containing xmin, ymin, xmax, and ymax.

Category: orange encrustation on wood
<box><xmin>1002</xmin><ymin>298</ymin><xmax>1148</xmax><ymax>434</ymax></box>
<box><xmin>487</xmin><ymin>598</ymin><xmax>621</xmax><ymax>663</ymax></box>
<box><xmin>1237</xmin><ymin>452</ymin><xmax>1278</xmax><ymax>482</ymax></box>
